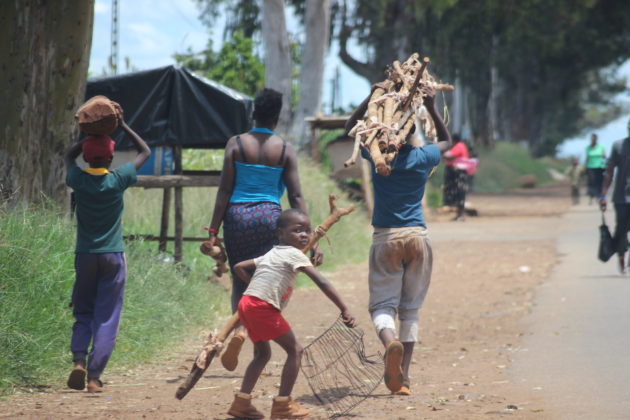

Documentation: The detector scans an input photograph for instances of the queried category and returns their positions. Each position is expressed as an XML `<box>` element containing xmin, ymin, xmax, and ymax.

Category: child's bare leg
<box><xmin>273</xmin><ymin>330</ymin><xmax>302</xmax><ymax>396</ymax></box>
<box><xmin>240</xmin><ymin>341</ymin><xmax>271</xmax><ymax>394</ymax></box>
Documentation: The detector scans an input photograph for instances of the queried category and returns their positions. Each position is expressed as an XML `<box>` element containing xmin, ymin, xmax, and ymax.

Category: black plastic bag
<box><xmin>598</xmin><ymin>212</ymin><xmax>615</xmax><ymax>262</ymax></box>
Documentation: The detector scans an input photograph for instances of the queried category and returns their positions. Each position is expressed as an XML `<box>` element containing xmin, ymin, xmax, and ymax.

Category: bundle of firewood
<box><xmin>345</xmin><ymin>53</ymin><xmax>453</xmax><ymax>176</ymax></box>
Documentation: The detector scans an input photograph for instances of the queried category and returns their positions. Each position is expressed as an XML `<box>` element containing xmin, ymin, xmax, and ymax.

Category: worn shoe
<box><xmin>392</xmin><ymin>381</ymin><xmax>411</xmax><ymax>395</ymax></box>
<box><xmin>392</xmin><ymin>385</ymin><xmax>411</xmax><ymax>395</ymax></box>
<box><xmin>86</xmin><ymin>378</ymin><xmax>104</xmax><ymax>393</ymax></box>
<box><xmin>227</xmin><ymin>392</ymin><xmax>265</xmax><ymax>419</ymax></box>
<box><xmin>67</xmin><ymin>366</ymin><xmax>86</xmax><ymax>390</ymax></box>
<box><xmin>384</xmin><ymin>340</ymin><xmax>404</xmax><ymax>393</ymax></box>
<box><xmin>221</xmin><ymin>333</ymin><xmax>246</xmax><ymax>371</ymax></box>
<box><xmin>270</xmin><ymin>396</ymin><xmax>309</xmax><ymax>419</ymax></box>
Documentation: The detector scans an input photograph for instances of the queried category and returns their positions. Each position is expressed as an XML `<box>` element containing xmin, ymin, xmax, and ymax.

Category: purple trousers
<box><xmin>70</xmin><ymin>252</ymin><xmax>126</xmax><ymax>379</ymax></box>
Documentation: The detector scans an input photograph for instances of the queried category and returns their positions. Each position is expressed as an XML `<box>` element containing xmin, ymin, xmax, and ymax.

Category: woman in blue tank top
<box><xmin>206</xmin><ymin>88</ymin><xmax>322</xmax><ymax>370</ymax></box>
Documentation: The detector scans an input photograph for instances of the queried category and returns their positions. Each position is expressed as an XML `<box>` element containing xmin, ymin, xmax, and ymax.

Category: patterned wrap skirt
<box><xmin>223</xmin><ymin>201</ymin><xmax>282</xmax><ymax>311</ymax></box>
<box><xmin>443</xmin><ymin>166</ymin><xmax>468</xmax><ymax>207</ymax></box>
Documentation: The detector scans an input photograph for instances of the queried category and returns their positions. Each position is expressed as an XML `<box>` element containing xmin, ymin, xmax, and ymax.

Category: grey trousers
<box><xmin>368</xmin><ymin>226</ymin><xmax>433</xmax><ymax>342</ymax></box>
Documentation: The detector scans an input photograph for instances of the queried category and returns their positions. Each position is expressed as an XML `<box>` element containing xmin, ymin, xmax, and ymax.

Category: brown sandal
<box><xmin>87</xmin><ymin>378</ymin><xmax>104</xmax><ymax>393</ymax></box>
<box><xmin>384</xmin><ymin>341</ymin><xmax>404</xmax><ymax>392</ymax></box>
<box><xmin>67</xmin><ymin>366</ymin><xmax>86</xmax><ymax>390</ymax></box>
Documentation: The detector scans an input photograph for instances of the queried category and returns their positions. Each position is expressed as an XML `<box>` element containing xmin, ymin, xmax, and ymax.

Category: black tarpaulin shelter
<box><xmin>85</xmin><ymin>65</ymin><xmax>253</xmax><ymax>149</ymax></box>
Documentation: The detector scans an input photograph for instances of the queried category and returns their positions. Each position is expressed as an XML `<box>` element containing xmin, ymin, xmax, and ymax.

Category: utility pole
<box><xmin>110</xmin><ymin>0</ymin><xmax>119</xmax><ymax>74</ymax></box>
<box><xmin>329</xmin><ymin>66</ymin><xmax>341</xmax><ymax>114</ymax></box>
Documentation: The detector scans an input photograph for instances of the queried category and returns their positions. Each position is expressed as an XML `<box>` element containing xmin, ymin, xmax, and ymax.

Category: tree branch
<box><xmin>337</xmin><ymin>2</ymin><xmax>374</xmax><ymax>81</ymax></box>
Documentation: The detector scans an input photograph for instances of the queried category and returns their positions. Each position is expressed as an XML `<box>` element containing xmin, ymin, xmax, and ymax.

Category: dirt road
<box><xmin>1</xmin><ymin>184</ymin><xmax>572</xmax><ymax>419</ymax></box>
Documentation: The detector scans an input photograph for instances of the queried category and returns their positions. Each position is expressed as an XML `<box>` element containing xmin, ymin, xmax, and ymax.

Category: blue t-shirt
<box><xmin>362</xmin><ymin>144</ymin><xmax>441</xmax><ymax>228</ymax></box>
<box><xmin>66</xmin><ymin>162</ymin><xmax>137</xmax><ymax>253</ymax></box>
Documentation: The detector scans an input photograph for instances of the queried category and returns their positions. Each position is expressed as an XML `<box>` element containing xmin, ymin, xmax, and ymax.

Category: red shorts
<box><xmin>238</xmin><ymin>295</ymin><xmax>291</xmax><ymax>343</ymax></box>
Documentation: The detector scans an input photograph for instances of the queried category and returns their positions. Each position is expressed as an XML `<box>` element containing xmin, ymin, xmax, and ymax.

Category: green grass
<box><xmin>0</xmin><ymin>203</ymin><xmax>227</xmax><ymax>394</ymax></box>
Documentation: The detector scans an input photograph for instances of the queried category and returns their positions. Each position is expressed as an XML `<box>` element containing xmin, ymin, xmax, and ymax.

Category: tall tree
<box><xmin>174</xmin><ymin>32</ymin><xmax>265</xmax><ymax>96</ymax></box>
<box><xmin>193</xmin><ymin>0</ymin><xmax>330</xmax><ymax>145</ymax></box>
<box><xmin>261</xmin><ymin>0</ymin><xmax>293</xmax><ymax>135</ymax></box>
<box><xmin>336</xmin><ymin>0</ymin><xmax>630</xmax><ymax>155</ymax></box>
<box><xmin>0</xmin><ymin>0</ymin><xmax>94</xmax><ymax>203</ymax></box>
<box><xmin>290</xmin><ymin>0</ymin><xmax>331</xmax><ymax>147</ymax></box>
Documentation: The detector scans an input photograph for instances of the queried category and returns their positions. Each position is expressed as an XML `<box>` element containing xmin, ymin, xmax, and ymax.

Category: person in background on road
<box><xmin>227</xmin><ymin>209</ymin><xmax>356</xmax><ymax>419</ymax></box>
<box><xmin>443</xmin><ymin>133</ymin><xmax>470</xmax><ymax>221</ymax></box>
<box><xmin>345</xmin><ymin>84</ymin><xmax>452</xmax><ymax>396</ymax></box>
<box><xmin>206</xmin><ymin>88</ymin><xmax>322</xmax><ymax>373</ymax></box>
<box><xmin>585</xmin><ymin>133</ymin><xmax>606</xmax><ymax>205</ymax></box>
<box><xmin>64</xmin><ymin>116</ymin><xmax>151</xmax><ymax>392</ymax></box>
<box><xmin>600</xmin><ymin>120</ymin><xmax>630</xmax><ymax>274</ymax></box>
<box><xmin>564</xmin><ymin>156</ymin><xmax>585</xmax><ymax>205</ymax></box>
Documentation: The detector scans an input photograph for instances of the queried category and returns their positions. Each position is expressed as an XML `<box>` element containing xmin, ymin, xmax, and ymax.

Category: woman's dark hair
<box><xmin>253</xmin><ymin>88</ymin><xmax>283</xmax><ymax>124</ymax></box>
<box><xmin>277</xmin><ymin>208</ymin><xmax>307</xmax><ymax>229</ymax></box>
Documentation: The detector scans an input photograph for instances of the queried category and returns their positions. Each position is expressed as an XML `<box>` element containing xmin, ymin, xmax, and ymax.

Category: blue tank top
<box><xmin>230</xmin><ymin>162</ymin><xmax>286</xmax><ymax>204</ymax></box>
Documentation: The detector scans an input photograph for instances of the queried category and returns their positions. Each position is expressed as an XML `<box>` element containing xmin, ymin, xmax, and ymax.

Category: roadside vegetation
<box><xmin>0</xmin><ymin>201</ymin><xmax>228</xmax><ymax>394</ymax></box>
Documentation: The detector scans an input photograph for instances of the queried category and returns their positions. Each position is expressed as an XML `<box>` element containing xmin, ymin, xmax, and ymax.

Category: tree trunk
<box><xmin>338</xmin><ymin>0</ymin><xmax>412</xmax><ymax>84</ymax></box>
<box><xmin>290</xmin><ymin>0</ymin><xmax>331</xmax><ymax>149</ymax></box>
<box><xmin>261</xmin><ymin>0</ymin><xmax>292</xmax><ymax>137</ymax></box>
<box><xmin>0</xmin><ymin>0</ymin><xmax>94</xmax><ymax>205</ymax></box>
<box><xmin>487</xmin><ymin>35</ymin><xmax>501</xmax><ymax>145</ymax></box>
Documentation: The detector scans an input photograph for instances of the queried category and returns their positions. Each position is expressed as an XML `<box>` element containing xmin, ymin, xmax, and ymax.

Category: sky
<box><xmin>89</xmin><ymin>0</ymin><xmax>628</xmax><ymax>158</ymax></box>
<box><xmin>89</xmin><ymin>0</ymin><xmax>369</xmax><ymax>111</ymax></box>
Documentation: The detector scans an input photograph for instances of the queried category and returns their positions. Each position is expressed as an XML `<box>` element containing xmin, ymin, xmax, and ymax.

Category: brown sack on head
<box><xmin>75</xmin><ymin>95</ymin><xmax>122</xmax><ymax>135</ymax></box>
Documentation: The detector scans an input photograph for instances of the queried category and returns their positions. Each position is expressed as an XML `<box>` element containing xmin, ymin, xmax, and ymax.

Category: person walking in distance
<box><xmin>565</xmin><ymin>156</ymin><xmax>585</xmax><ymax>205</ymax></box>
<box><xmin>600</xmin><ymin>120</ymin><xmax>630</xmax><ymax>274</ymax></box>
<box><xmin>586</xmin><ymin>133</ymin><xmax>606</xmax><ymax>205</ymax></box>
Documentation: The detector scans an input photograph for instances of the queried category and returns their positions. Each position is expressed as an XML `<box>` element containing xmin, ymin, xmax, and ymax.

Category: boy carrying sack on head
<box><xmin>227</xmin><ymin>209</ymin><xmax>356</xmax><ymax>419</ymax></box>
<box><xmin>64</xmin><ymin>108</ymin><xmax>150</xmax><ymax>392</ymax></box>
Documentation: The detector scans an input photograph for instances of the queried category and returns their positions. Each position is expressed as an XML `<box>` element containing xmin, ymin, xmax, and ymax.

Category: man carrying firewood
<box><xmin>345</xmin><ymin>84</ymin><xmax>452</xmax><ymax>395</ymax></box>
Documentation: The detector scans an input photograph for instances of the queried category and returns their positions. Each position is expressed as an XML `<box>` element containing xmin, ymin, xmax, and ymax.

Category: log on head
<box><xmin>344</xmin><ymin>53</ymin><xmax>452</xmax><ymax>176</ymax></box>
<box><xmin>402</xmin><ymin>57</ymin><xmax>430</xmax><ymax>112</ymax></box>
<box><xmin>75</xmin><ymin>95</ymin><xmax>122</xmax><ymax>135</ymax></box>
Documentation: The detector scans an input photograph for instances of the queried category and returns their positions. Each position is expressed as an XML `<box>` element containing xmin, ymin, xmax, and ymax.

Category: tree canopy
<box><xmin>336</xmin><ymin>0</ymin><xmax>630</xmax><ymax>154</ymax></box>
<box><xmin>189</xmin><ymin>0</ymin><xmax>630</xmax><ymax>155</ymax></box>
<box><xmin>174</xmin><ymin>31</ymin><xmax>264</xmax><ymax>97</ymax></box>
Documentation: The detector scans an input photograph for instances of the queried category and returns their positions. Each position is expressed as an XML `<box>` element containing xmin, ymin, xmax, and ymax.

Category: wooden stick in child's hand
<box><xmin>175</xmin><ymin>312</ymin><xmax>240</xmax><ymax>400</ymax></box>
<box><xmin>302</xmin><ymin>194</ymin><xmax>356</xmax><ymax>254</ymax></box>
